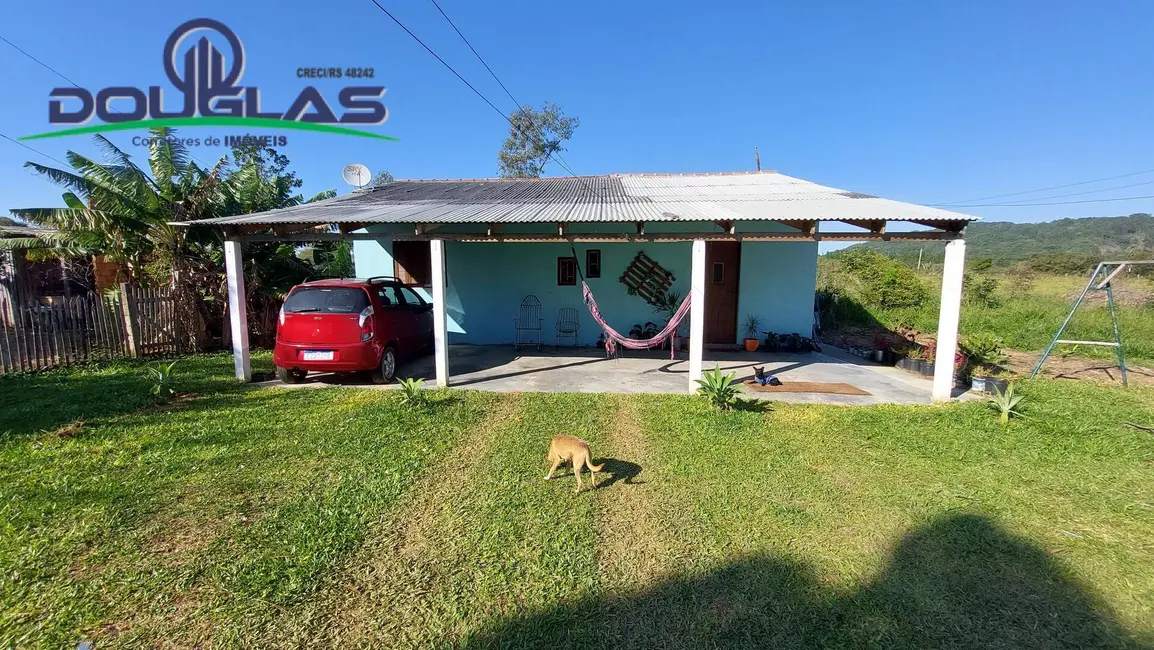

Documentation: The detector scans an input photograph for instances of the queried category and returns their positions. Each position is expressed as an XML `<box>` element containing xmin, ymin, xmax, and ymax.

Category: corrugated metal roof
<box><xmin>182</xmin><ymin>171</ymin><xmax>977</xmax><ymax>226</ymax></box>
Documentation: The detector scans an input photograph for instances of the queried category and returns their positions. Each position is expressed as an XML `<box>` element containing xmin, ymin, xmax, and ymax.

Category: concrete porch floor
<box><xmin>276</xmin><ymin>344</ymin><xmax>968</xmax><ymax>405</ymax></box>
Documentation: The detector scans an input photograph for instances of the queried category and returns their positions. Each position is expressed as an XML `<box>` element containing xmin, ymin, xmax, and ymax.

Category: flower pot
<box><xmin>743</xmin><ymin>338</ymin><xmax>760</xmax><ymax>353</ymax></box>
<box><xmin>897</xmin><ymin>357</ymin><xmax>922</xmax><ymax>373</ymax></box>
<box><xmin>970</xmin><ymin>376</ymin><xmax>987</xmax><ymax>393</ymax></box>
<box><xmin>872</xmin><ymin>350</ymin><xmax>886</xmax><ymax>363</ymax></box>
<box><xmin>985</xmin><ymin>377</ymin><xmax>1009</xmax><ymax>395</ymax></box>
<box><xmin>921</xmin><ymin>362</ymin><xmax>936</xmax><ymax>377</ymax></box>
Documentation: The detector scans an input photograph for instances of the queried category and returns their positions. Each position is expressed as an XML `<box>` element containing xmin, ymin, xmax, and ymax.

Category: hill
<box><xmin>836</xmin><ymin>213</ymin><xmax>1154</xmax><ymax>266</ymax></box>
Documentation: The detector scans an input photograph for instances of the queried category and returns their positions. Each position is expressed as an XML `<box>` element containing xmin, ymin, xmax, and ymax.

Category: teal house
<box><xmin>198</xmin><ymin>170</ymin><xmax>975</xmax><ymax>400</ymax></box>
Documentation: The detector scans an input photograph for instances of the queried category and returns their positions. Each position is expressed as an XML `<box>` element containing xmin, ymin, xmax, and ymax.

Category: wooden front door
<box><xmin>704</xmin><ymin>242</ymin><xmax>740</xmax><ymax>344</ymax></box>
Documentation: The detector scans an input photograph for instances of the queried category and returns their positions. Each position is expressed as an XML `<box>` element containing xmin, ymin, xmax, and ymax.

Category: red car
<box><xmin>273</xmin><ymin>277</ymin><xmax>434</xmax><ymax>384</ymax></box>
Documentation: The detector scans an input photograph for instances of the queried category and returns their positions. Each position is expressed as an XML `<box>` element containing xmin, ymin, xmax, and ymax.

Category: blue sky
<box><xmin>2</xmin><ymin>0</ymin><xmax>1154</xmax><ymax>248</ymax></box>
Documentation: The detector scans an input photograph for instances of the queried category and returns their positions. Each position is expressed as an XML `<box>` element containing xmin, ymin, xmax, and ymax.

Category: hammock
<box><xmin>581</xmin><ymin>281</ymin><xmax>692</xmax><ymax>359</ymax></box>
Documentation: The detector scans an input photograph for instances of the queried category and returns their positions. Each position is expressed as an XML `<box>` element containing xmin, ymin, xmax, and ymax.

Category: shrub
<box><xmin>988</xmin><ymin>382</ymin><xmax>1025</xmax><ymax>426</ymax></box>
<box><xmin>397</xmin><ymin>377</ymin><xmax>426</xmax><ymax>407</ymax></box>
<box><xmin>969</xmin><ymin>257</ymin><xmax>994</xmax><ymax>272</ymax></box>
<box><xmin>961</xmin><ymin>333</ymin><xmax>1007</xmax><ymax>368</ymax></box>
<box><xmin>963</xmin><ymin>274</ymin><xmax>1001</xmax><ymax>308</ymax></box>
<box><xmin>696</xmin><ymin>366</ymin><xmax>739</xmax><ymax>410</ymax></box>
<box><xmin>146</xmin><ymin>360</ymin><xmax>179</xmax><ymax>400</ymax></box>
<box><xmin>835</xmin><ymin>249</ymin><xmax>928</xmax><ymax>309</ymax></box>
<box><xmin>1026</xmin><ymin>252</ymin><xmax>1098</xmax><ymax>275</ymax></box>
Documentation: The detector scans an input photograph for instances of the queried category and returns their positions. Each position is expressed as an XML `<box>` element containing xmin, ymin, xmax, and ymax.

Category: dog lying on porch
<box><xmin>545</xmin><ymin>435</ymin><xmax>605</xmax><ymax>492</ymax></box>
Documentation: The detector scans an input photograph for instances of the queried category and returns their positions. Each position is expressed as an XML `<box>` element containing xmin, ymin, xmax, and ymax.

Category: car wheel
<box><xmin>276</xmin><ymin>366</ymin><xmax>307</xmax><ymax>384</ymax></box>
<box><xmin>371</xmin><ymin>346</ymin><xmax>397</xmax><ymax>384</ymax></box>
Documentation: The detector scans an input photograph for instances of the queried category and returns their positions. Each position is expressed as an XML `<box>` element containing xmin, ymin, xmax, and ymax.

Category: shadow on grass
<box><xmin>0</xmin><ymin>354</ymin><xmax>269</xmax><ymax>440</ymax></box>
<box><xmin>465</xmin><ymin>514</ymin><xmax>1147</xmax><ymax>649</ymax></box>
<box><xmin>591</xmin><ymin>458</ymin><xmax>643</xmax><ymax>489</ymax></box>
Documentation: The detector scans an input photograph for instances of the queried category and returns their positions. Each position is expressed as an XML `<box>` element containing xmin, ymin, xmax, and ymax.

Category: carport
<box><xmin>180</xmin><ymin>171</ymin><xmax>976</xmax><ymax>401</ymax></box>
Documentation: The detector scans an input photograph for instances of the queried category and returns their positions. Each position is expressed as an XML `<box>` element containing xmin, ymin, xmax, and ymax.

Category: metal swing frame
<box><xmin>1031</xmin><ymin>260</ymin><xmax>1154</xmax><ymax>386</ymax></box>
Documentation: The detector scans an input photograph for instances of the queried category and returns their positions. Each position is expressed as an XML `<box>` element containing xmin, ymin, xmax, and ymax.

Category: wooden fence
<box><xmin>0</xmin><ymin>283</ymin><xmax>182</xmax><ymax>375</ymax></box>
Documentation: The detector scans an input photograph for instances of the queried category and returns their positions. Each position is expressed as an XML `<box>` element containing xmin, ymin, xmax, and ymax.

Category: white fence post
<box><xmin>430</xmin><ymin>239</ymin><xmax>449</xmax><ymax>388</ymax></box>
<box><xmin>688</xmin><ymin>239</ymin><xmax>706</xmax><ymax>390</ymax></box>
<box><xmin>224</xmin><ymin>240</ymin><xmax>251</xmax><ymax>382</ymax></box>
<box><xmin>933</xmin><ymin>238</ymin><xmax>966</xmax><ymax>401</ymax></box>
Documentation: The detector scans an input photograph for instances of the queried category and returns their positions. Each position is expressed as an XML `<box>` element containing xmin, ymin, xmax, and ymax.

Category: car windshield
<box><xmin>283</xmin><ymin>287</ymin><xmax>369</xmax><ymax>314</ymax></box>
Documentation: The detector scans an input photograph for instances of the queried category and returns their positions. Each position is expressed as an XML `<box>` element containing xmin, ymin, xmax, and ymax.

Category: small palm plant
<box><xmin>696</xmin><ymin>366</ymin><xmax>739</xmax><ymax>410</ymax></box>
<box><xmin>397</xmin><ymin>377</ymin><xmax>426</xmax><ymax>407</ymax></box>
<box><xmin>146</xmin><ymin>360</ymin><xmax>179</xmax><ymax>401</ymax></box>
<box><xmin>988</xmin><ymin>382</ymin><xmax>1025</xmax><ymax>426</ymax></box>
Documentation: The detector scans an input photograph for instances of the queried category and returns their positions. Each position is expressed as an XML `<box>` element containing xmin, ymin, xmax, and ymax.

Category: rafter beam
<box><xmin>907</xmin><ymin>219</ymin><xmax>966</xmax><ymax>233</ymax></box>
<box><xmin>714</xmin><ymin>220</ymin><xmax>735</xmax><ymax>234</ymax></box>
<box><xmin>336</xmin><ymin>222</ymin><xmax>368</xmax><ymax>235</ymax></box>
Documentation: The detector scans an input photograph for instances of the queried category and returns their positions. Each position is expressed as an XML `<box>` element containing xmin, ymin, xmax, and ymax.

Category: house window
<box><xmin>586</xmin><ymin>249</ymin><xmax>601</xmax><ymax>278</ymax></box>
<box><xmin>712</xmin><ymin>261</ymin><xmax>725</xmax><ymax>284</ymax></box>
<box><xmin>393</xmin><ymin>241</ymin><xmax>431</xmax><ymax>287</ymax></box>
<box><xmin>558</xmin><ymin>257</ymin><xmax>577</xmax><ymax>286</ymax></box>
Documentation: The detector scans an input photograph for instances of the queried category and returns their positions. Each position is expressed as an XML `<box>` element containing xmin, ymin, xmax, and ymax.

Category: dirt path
<box><xmin>301</xmin><ymin>395</ymin><xmax>524</xmax><ymax>647</ymax></box>
<box><xmin>595</xmin><ymin>395</ymin><xmax>685</xmax><ymax>591</ymax></box>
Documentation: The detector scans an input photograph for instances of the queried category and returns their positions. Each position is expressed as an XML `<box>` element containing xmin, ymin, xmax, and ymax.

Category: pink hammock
<box><xmin>581</xmin><ymin>281</ymin><xmax>693</xmax><ymax>359</ymax></box>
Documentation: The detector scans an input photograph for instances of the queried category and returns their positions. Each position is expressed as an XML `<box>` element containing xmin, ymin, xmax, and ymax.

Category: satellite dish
<box><xmin>342</xmin><ymin>163</ymin><xmax>372</xmax><ymax>189</ymax></box>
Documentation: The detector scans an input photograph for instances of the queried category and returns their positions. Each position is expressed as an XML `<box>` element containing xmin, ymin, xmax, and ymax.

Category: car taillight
<box><xmin>278</xmin><ymin>306</ymin><xmax>285</xmax><ymax>327</ymax></box>
<box><xmin>358</xmin><ymin>306</ymin><xmax>374</xmax><ymax>341</ymax></box>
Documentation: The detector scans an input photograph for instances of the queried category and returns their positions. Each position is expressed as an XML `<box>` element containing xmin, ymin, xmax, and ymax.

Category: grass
<box><xmin>819</xmin><ymin>262</ymin><xmax>1154</xmax><ymax>366</ymax></box>
<box><xmin>2</xmin><ymin>355</ymin><xmax>1154</xmax><ymax>647</ymax></box>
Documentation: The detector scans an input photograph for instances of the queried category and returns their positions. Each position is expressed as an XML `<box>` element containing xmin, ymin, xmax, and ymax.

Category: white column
<box><xmin>932</xmin><ymin>238</ymin><xmax>966</xmax><ymax>401</ymax></box>
<box><xmin>688</xmin><ymin>239</ymin><xmax>706</xmax><ymax>390</ymax></box>
<box><xmin>430</xmin><ymin>239</ymin><xmax>449</xmax><ymax>388</ymax></box>
<box><xmin>223</xmin><ymin>239</ymin><xmax>251</xmax><ymax>382</ymax></box>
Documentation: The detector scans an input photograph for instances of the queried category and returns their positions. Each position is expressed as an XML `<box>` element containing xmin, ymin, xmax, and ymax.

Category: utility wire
<box><xmin>367</xmin><ymin>0</ymin><xmax>586</xmax><ymax>182</ymax></box>
<box><xmin>0</xmin><ymin>32</ymin><xmax>216</xmax><ymax>172</ymax></box>
<box><xmin>947</xmin><ymin>194</ymin><xmax>1154</xmax><ymax>208</ymax></box>
<box><xmin>0</xmin><ymin>132</ymin><xmax>72</xmax><ymax>169</ymax></box>
<box><xmin>965</xmin><ymin>179</ymin><xmax>1154</xmax><ymax>206</ymax></box>
<box><xmin>425</xmin><ymin>0</ymin><xmax>583</xmax><ymax>180</ymax></box>
<box><xmin>933</xmin><ymin>168</ymin><xmax>1154</xmax><ymax>206</ymax></box>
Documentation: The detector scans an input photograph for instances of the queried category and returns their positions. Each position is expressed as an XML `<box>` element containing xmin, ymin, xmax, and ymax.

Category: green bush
<box><xmin>964</xmin><ymin>274</ymin><xmax>1001</xmax><ymax>308</ymax></box>
<box><xmin>695</xmin><ymin>366</ymin><xmax>739</xmax><ymax>410</ymax></box>
<box><xmin>836</xmin><ymin>249</ymin><xmax>928</xmax><ymax>309</ymax></box>
<box><xmin>1026</xmin><ymin>252</ymin><xmax>1098</xmax><ymax>275</ymax></box>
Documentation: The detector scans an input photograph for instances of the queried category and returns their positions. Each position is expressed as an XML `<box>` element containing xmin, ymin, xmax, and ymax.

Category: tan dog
<box><xmin>545</xmin><ymin>435</ymin><xmax>604</xmax><ymax>492</ymax></box>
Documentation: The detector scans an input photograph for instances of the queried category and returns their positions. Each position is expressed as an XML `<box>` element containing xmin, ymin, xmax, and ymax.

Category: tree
<box><xmin>371</xmin><ymin>170</ymin><xmax>394</xmax><ymax>187</ymax></box>
<box><xmin>12</xmin><ymin>129</ymin><xmax>227</xmax><ymax>349</ymax></box>
<box><xmin>497</xmin><ymin>102</ymin><xmax>579</xmax><ymax>178</ymax></box>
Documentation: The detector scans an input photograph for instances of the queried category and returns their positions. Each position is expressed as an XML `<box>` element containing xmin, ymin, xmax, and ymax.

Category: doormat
<box><xmin>743</xmin><ymin>380</ymin><xmax>871</xmax><ymax>396</ymax></box>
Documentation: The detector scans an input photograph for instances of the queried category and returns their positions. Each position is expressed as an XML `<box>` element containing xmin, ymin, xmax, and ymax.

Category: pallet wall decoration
<box><xmin>619</xmin><ymin>251</ymin><xmax>675</xmax><ymax>305</ymax></box>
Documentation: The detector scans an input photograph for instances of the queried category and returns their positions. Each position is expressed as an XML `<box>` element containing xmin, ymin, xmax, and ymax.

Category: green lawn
<box><xmin>2</xmin><ymin>354</ymin><xmax>1154</xmax><ymax>648</ymax></box>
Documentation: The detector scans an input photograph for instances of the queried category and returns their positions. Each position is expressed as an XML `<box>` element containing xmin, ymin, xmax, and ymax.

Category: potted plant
<box><xmin>763</xmin><ymin>331</ymin><xmax>779</xmax><ymax>353</ymax></box>
<box><xmin>984</xmin><ymin>370</ymin><xmax>1013</xmax><ymax>395</ymax></box>
<box><xmin>872</xmin><ymin>335</ymin><xmax>894</xmax><ymax>364</ymax></box>
<box><xmin>743</xmin><ymin>314</ymin><xmax>762</xmax><ymax>352</ymax></box>
<box><xmin>897</xmin><ymin>346</ymin><xmax>923</xmax><ymax>373</ymax></box>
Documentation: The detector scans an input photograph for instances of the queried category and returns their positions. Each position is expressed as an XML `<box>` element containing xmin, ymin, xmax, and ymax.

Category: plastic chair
<box><xmin>556</xmin><ymin>307</ymin><xmax>580</xmax><ymax>347</ymax></box>
<box><xmin>513</xmin><ymin>295</ymin><xmax>542</xmax><ymax>350</ymax></box>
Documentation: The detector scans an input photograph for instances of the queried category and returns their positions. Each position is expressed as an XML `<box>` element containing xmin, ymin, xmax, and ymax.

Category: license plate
<box><xmin>302</xmin><ymin>350</ymin><xmax>334</xmax><ymax>361</ymax></box>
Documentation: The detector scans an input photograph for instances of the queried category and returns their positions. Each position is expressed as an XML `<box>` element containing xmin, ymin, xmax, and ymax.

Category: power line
<box><xmin>948</xmin><ymin>194</ymin><xmax>1154</xmax><ymax>208</ymax></box>
<box><xmin>934</xmin><ymin>168</ymin><xmax>1154</xmax><ymax>206</ymax></box>
<box><xmin>972</xmin><ymin>179</ymin><xmax>1154</xmax><ymax>206</ymax></box>
<box><xmin>425</xmin><ymin>0</ymin><xmax>583</xmax><ymax>180</ymax></box>
<box><xmin>0</xmin><ymin>132</ymin><xmax>71</xmax><ymax>168</ymax></box>
<box><xmin>427</xmin><ymin>0</ymin><xmax>518</xmax><ymax>108</ymax></box>
<box><xmin>366</xmin><ymin>0</ymin><xmax>585</xmax><ymax>181</ymax></box>
<box><xmin>0</xmin><ymin>32</ymin><xmax>216</xmax><ymax>172</ymax></box>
